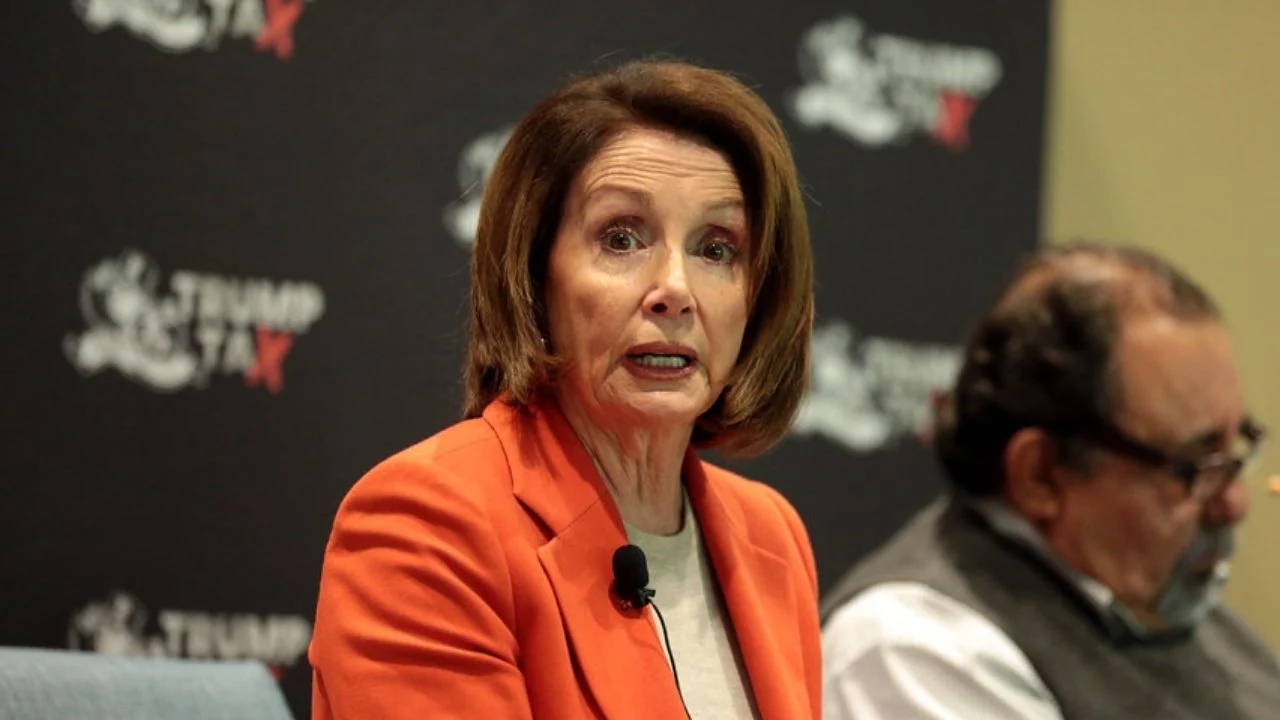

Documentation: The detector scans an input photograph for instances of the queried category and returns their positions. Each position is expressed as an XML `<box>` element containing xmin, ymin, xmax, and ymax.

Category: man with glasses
<box><xmin>821</xmin><ymin>243</ymin><xmax>1279</xmax><ymax>719</ymax></box>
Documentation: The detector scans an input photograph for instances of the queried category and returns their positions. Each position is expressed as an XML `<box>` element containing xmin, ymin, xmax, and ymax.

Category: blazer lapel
<box><xmin>686</xmin><ymin>456</ymin><xmax>809</xmax><ymax>720</ymax></box>
<box><xmin>485</xmin><ymin>399</ymin><xmax>688</xmax><ymax>720</ymax></box>
<box><xmin>537</xmin><ymin>506</ymin><xmax>690</xmax><ymax>719</ymax></box>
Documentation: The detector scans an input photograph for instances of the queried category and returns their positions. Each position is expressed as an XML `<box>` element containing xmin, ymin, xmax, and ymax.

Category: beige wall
<box><xmin>1044</xmin><ymin>1</ymin><xmax>1280</xmax><ymax>647</ymax></box>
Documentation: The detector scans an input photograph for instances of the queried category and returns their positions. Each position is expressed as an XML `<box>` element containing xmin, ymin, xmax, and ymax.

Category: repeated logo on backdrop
<box><xmin>790</xmin><ymin>319</ymin><xmax>961</xmax><ymax>453</ymax></box>
<box><xmin>4</xmin><ymin>5</ymin><xmax>1048</xmax><ymax>720</ymax></box>
<box><xmin>789</xmin><ymin>14</ymin><xmax>1003</xmax><ymax>152</ymax></box>
<box><xmin>64</xmin><ymin>249</ymin><xmax>326</xmax><ymax>394</ymax></box>
<box><xmin>442</xmin><ymin>124</ymin><xmax>516</xmax><ymax>249</ymax></box>
<box><xmin>72</xmin><ymin>0</ymin><xmax>311</xmax><ymax>61</ymax></box>
<box><xmin>68</xmin><ymin>591</ymin><xmax>312</xmax><ymax>680</ymax></box>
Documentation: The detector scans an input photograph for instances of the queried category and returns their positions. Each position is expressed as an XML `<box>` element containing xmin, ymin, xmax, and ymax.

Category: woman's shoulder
<box><xmin>338</xmin><ymin>417</ymin><xmax>513</xmax><ymax>516</ymax></box>
<box><xmin>398</xmin><ymin>416</ymin><xmax>507</xmax><ymax>468</ymax></box>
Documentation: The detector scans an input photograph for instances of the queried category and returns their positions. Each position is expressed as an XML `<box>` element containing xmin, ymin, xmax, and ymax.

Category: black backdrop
<box><xmin>0</xmin><ymin>1</ymin><xmax>1050</xmax><ymax>716</ymax></box>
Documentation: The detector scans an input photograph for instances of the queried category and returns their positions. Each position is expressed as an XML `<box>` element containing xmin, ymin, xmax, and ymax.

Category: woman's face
<box><xmin>545</xmin><ymin>126</ymin><xmax>750</xmax><ymax>432</ymax></box>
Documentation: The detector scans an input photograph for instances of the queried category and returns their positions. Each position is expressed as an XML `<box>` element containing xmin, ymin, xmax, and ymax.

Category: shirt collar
<box><xmin>959</xmin><ymin>493</ymin><xmax>1150</xmax><ymax>642</ymax></box>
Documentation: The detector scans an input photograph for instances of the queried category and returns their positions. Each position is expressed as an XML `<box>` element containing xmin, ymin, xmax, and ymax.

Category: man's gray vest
<box><xmin>822</xmin><ymin>496</ymin><xmax>1280</xmax><ymax>719</ymax></box>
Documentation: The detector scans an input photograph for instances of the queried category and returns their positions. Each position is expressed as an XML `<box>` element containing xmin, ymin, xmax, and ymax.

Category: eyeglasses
<box><xmin>1065</xmin><ymin>417</ymin><xmax>1267</xmax><ymax>502</ymax></box>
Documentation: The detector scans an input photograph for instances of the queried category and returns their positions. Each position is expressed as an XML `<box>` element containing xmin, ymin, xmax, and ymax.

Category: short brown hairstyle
<box><xmin>463</xmin><ymin>58</ymin><xmax>814</xmax><ymax>457</ymax></box>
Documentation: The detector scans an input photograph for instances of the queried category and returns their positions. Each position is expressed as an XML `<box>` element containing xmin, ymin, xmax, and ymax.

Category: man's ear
<box><xmin>1003</xmin><ymin>428</ymin><xmax>1064</xmax><ymax>523</ymax></box>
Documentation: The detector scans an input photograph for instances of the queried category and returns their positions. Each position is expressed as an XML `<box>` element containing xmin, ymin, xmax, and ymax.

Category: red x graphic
<box><xmin>245</xmin><ymin>328</ymin><xmax>294</xmax><ymax>394</ymax></box>
<box><xmin>932</xmin><ymin>91</ymin><xmax>978</xmax><ymax>152</ymax></box>
<box><xmin>256</xmin><ymin>0</ymin><xmax>306</xmax><ymax>61</ymax></box>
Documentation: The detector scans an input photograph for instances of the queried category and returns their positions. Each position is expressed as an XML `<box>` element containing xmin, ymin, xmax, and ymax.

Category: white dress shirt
<box><xmin>823</xmin><ymin>581</ymin><xmax>1063</xmax><ymax>719</ymax></box>
<box><xmin>822</xmin><ymin>497</ymin><xmax>1154</xmax><ymax>720</ymax></box>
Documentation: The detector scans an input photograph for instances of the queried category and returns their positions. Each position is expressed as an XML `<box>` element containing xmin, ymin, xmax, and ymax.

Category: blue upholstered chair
<box><xmin>0</xmin><ymin>646</ymin><xmax>295</xmax><ymax>719</ymax></box>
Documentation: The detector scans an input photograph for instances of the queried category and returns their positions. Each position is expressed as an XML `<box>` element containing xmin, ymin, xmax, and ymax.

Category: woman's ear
<box><xmin>1002</xmin><ymin>428</ymin><xmax>1064</xmax><ymax>523</ymax></box>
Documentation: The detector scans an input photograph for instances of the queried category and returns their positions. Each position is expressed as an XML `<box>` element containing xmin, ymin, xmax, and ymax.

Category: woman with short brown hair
<box><xmin>311</xmin><ymin>58</ymin><xmax>820</xmax><ymax>720</ymax></box>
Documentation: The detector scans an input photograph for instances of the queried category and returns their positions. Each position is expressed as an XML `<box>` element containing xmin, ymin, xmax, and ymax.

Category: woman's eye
<box><xmin>699</xmin><ymin>239</ymin><xmax>738</xmax><ymax>264</ymax></box>
<box><xmin>602</xmin><ymin>225</ymin><xmax>641</xmax><ymax>252</ymax></box>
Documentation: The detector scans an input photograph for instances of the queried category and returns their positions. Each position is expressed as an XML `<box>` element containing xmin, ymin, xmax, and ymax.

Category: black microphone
<box><xmin>611</xmin><ymin>544</ymin><xmax>689</xmax><ymax>719</ymax></box>
<box><xmin>612</xmin><ymin>544</ymin><xmax>655</xmax><ymax>609</ymax></box>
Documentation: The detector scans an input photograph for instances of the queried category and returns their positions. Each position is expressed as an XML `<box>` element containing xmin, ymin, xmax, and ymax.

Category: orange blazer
<box><xmin>309</xmin><ymin>397</ymin><xmax>822</xmax><ymax>719</ymax></box>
